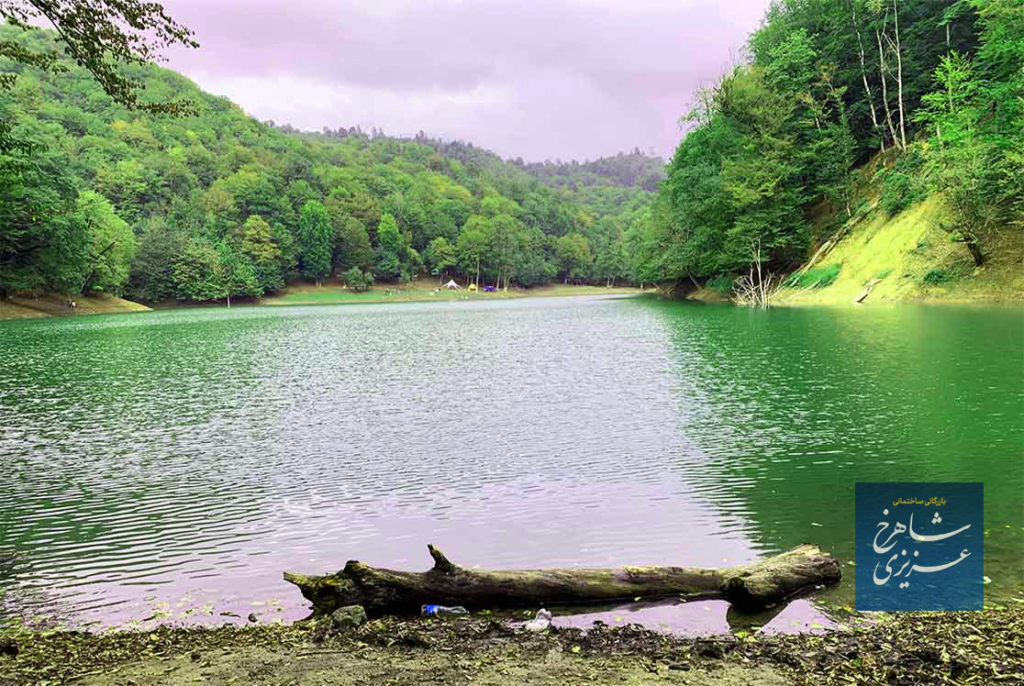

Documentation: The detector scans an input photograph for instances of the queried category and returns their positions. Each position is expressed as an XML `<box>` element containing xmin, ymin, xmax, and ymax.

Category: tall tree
<box><xmin>375</xmin><ymin>212</ymin><xmax>408</xmax><ymax>282</ymax></box>
<box><xmin>297</xmin><ymin>200</ymin><xmax>333</xmax><ymax>285</ymax></box>
<box><xmin>76</xmin><ymin>190</ymin><xmax>135</xmax><ymax>296</ymax></box>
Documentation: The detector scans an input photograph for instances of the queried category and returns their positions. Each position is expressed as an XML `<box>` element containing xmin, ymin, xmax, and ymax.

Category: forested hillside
<box><xmin>0</xmin><ymin>26</ymin><xmax>652</xmax><ymax>304</ymax></box>
<box><xmin>627</xmin><ymin>0</ymin><xmax>1023</xmax><ymax>293</ymax></box>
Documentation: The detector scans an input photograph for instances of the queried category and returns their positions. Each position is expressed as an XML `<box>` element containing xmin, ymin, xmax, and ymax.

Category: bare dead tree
<box><xmin>886</xmin><ymin>0</ymin><xmax>908</xmax><ymax>150</ymax></box>
<box><xmin>733</xmin><ymin>241</ymin><xmax>785</xmax><ymax>308</ymax></box>
<box><xmin>850</xmin><ymin>0</ymin><xmax>885</xmax><ymax>151</ymax></box>
<box><xmin>876</xmin><ymin>22</ymin><xmax>903</xmax><ymax>150</ymax></box>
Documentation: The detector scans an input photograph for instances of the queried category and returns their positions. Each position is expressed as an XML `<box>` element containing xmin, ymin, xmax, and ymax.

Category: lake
<box><xmin>1</xmin><ymin>296</ymin><xmax>1021</xmax><ymax>632</ymax></box>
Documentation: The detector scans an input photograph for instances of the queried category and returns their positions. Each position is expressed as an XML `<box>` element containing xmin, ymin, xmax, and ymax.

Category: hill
<box><xmin>626</xmin><ymin>0</ymin><xmax>1023</xmax><ymax>305</ymax></box>
<box><xmin>0</xmin><ymin>25</ymin><xmax>655</xmax><ymax>310</ymax></box>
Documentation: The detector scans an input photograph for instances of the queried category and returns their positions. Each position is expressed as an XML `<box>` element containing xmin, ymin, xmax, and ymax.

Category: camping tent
<box><xmin>443</xmin><ymin>280</ymin><xmax>462</xmax><ymax>290</ymax></box>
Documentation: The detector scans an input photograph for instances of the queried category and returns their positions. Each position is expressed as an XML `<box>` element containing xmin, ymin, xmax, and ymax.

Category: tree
<box><xmin>555</xmin><ymin>233</ymin><xmax>592</xmax><ymax>283</ymax></box>
<box><xmin>872</xmin><ymin>0</ymin><xmax>908</xmax><ymax>150</ymax></box>
<box><xmin>233</xmin><ymin>214</ymin><xmax>280</xmax><ymax>265</ymax></box>
<box><xmin>425</xmin><ymin>237</ymin><xmax>457</xmax><ymax>282</ymax></box>
<box><xmin>594</xmin><ymin>235</ymin><xmax>627</xmax><ymax>286</ymax></box>
<box><xmin>0</xmin><ymin>141</ymin><xmax>87</xmax><ymax>298</ymax></box>
<box><xmin>218</xmin><ymin>242</ymin><xmax>261</xmax><ymax>306</ymax></box>
<box><xmin>297</xmin><ymin>200</ymin><xmax>333</xmax><ymax>285</ymax></box>
<box><xmin>375</xmin><ymin>212</ymin><xmax>408</xmax><ymax>282</ymax></box>
<box><xmin>128</xmin><ymin>217</ymin><xmax>186</xmax><ymax>302</ymax></box>
<box><xmin>228</xmin><ymin>214</ymin><xmax>285</xmax><ymax>294</ymax></box>
<box><xmin>486</xmin><ymin>214</ymin><xmax>522</xmax><ymax>290</ymax></box>
<box><xmin>335</xmin><ymin>216</ymin><xmax>375</xmax><ymax>273</ymax></box>
<box><xmin>173</xmin><ymin>239</ymin><xmax>224</xmax><ymax>302</ymax></box>
<box><xmin>0</xmin><ymin>0</ymin><xmax>198</xmax><ymax>116</ymax></box>
<box><xmin>717</xmin><ymin>66</ymin><xmax>807</xmax><ymax>269</ymax></box>
<box><xmin>342</xmin><ymin>266</ymin><xmax>372</xmax><ymax>292</ymax></box>
<box><xmin>456</xmin><ymin>217</ymin><xmax>489</xmax><ymax>289</ymax></box>
<box><xmin>915</xmin><ymin>50</ymin><xmax>999</xmax><ymax>266</ymax></box>
<box><xmin>803</xmin><ymin>66</ymin><xmax>857</xmax><ymax>217</ymax></box>
<box><xmin>76</xmin><ymin>191</ymin><xmax>135</xmax><ymax>295</ymax></box>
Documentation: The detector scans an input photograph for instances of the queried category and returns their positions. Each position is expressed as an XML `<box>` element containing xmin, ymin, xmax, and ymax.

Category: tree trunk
<box><xmin>964</xmin><ymin>236</ymin><xmax>984</xmax><ymax>266</ymax></box>
<box><xmin>891</xmin><ymin>0</ymin><xmax>907</xmax><ymax>150</ymax></box>
<box><xmin>80</xmin><ymin>239</ymin><xmax>119</xmax><ymax>297</ymax></box>
<box><xmin>284</xmin><ymin>543</ymin><xmax>841</xmax><ymax>617</ymax></box>
<box><xmin>876</xmin><ymin>27</ymin><xmax>902</xmax><ymax>150</ymax></box>
<box><xmin>851</xmin><ymin>0</ymin><xmax>884</xmax><ymax>152</ymax></box>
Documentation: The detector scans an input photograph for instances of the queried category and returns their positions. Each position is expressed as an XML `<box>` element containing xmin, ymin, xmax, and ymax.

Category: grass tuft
<box><xmin>787</xmin><ymin>264</ymin><xmax>841</xmax><ymax>289</ymax></box>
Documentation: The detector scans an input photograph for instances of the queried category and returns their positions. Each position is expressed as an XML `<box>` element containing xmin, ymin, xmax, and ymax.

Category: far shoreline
<box><xmin>0</xmin><ymin>281</ymin><xmax>649</xmax><ymax>322</ymax></box>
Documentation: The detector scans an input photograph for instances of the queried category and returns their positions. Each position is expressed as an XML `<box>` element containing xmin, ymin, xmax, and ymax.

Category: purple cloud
<box><xmin>160</xmin><ymin>0</ymin><xmax>769</xmax><ymax>161</ymax></box>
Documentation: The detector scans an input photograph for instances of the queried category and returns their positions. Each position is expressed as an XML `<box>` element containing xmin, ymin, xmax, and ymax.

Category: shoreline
<box><xmin>4</xmin><ymin>283</ymin><xmax>1022</xmax><ymax>323</ymax></box>
<box><xmin>684</xmin><ymin>286</ymin><xmax>1024</xmax><ymax>307</ymax></box>
<box><xmin>1</xmin><ymin>609</ymin><xmax>1019</xmax><ymax>685</ymax></box>
<box><xmin>0</xmin><ymin>283</ymin><xmax>648</xmax><ymax>323</ymax></box>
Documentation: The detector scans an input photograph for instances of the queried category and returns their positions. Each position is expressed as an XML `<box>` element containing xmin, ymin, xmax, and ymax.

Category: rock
<box><xmin>331</xmin><ymin>604</ymin><xmax>368</xmax><ymax>631</ymax></box>
<box><xmin>524</xmin><ymin>609</ymin><xmax>552</xmax><ymax>632</ymax></box>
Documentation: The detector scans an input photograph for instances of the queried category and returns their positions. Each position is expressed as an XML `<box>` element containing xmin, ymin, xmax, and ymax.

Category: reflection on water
<box><xmin>0</xmin><ymin>296</ymin><xmax>1021</xmax><ymax>630</ymax></box>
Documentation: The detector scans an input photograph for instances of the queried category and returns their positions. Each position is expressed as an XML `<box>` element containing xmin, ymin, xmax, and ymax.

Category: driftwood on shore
<box><xmin>284</xmin><ymin>543</ymin><xmax>841</xmax><ymax>616</ymax></box>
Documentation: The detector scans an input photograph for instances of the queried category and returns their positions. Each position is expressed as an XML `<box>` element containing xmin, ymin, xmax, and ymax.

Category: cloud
<box><xmin>160</xmin><ymin>0</ymin><xmax>768</xmax><ymax>161</ymax></box>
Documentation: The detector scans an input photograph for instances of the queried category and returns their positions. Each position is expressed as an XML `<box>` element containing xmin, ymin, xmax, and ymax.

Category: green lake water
<box><xmin>1</xmin><ymin>296</ymin><xmax>1021</xmax><ymax>632</ymax></box>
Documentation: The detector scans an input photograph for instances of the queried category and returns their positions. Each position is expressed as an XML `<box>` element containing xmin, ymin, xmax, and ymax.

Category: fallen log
<box><xmin>284</xmin><ymin>543</ymin><xmax>841</xmax><ymax>616</ymax></box>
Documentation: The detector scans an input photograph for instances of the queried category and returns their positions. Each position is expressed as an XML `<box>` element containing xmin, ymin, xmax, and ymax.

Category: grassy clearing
<box><xmin>261</xmin><ymin>278</ymin><xmax>643</xmax><ymax>307</ymax></box>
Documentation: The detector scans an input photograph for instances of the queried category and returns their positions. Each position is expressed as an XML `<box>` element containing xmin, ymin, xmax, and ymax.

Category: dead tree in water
<box><xmin>284</xmin><ymin>543</ymin><xmax>841</xmax><ymax>617</ymax></box>
<box><xmin>733</xmin><ymin>241</ymin><xmax>784</xmax><ymax>308</ymax></box>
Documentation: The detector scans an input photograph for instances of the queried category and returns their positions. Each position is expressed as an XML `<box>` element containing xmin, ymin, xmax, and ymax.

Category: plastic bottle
<box><xmin>421</xmin><ymin>604</ymin><xmax>469</xmax><ymax>617</ymax></box>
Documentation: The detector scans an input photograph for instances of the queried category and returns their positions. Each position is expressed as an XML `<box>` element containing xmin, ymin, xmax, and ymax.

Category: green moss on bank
<box><xmin>778</xmin><ymin>194</ymin><xmax>1024</xmax><ymax>305</ymax></box>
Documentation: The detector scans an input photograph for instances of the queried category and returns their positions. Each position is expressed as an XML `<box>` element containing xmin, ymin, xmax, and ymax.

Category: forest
<box><xmin>628</xmin><ymin>0</ymin><xmax>1023</xmax><ymax>290</ymax></box>
<box><xmin>0</xmin><ymin>25</ymin><xmax>655</xmax><ymax>304</ymax></box>
<box><xmin>1</xmin><ymin>0</ymin><xmax>1021</xmax><ymax>305</ymax></box>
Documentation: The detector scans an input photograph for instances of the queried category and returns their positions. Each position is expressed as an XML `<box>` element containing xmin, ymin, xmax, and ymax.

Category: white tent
<box><xmin>443</xmin><ymin>280</ymin><xmax>462</xmax><ymax>290</ymax></box>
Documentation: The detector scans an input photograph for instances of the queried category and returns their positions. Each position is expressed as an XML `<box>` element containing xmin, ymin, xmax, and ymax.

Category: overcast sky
<box><xmin>160</xmin><ymin>0</ymin><xmax>769</xmax><ymax>162</ymax></box>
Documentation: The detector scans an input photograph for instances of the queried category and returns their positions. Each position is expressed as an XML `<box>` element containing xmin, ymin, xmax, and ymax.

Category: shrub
<box><xmin>343</xmin><ymin>267</ymin><xmax>372</xmax><ymax>292</ymax></box>
<box><xmin>878</xmin><ymin>148</ymin><xmax>928</xmax><ymax>216</ymax></box>
<box><xmin>923</xmin><ymin>268</ymin><xmax>952</xmax><ymax>284</ymax></box>
<box><xmin>786</xmin><ymin>263</ymin><xmax>841</xmax><ymax>289</ymax></box>
<box><xmin>706</xmin><ymin>274</ymin><xmax>734</xmax><ymax>294</ymax></box>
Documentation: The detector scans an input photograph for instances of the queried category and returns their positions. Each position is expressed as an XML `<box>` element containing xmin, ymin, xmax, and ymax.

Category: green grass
<box><xmin>786</xmin><ymin>264</ymin><xmax>841</xmax><ymax>289</ymax></box>
<box><xmin>262</xmin><ymin>280</ymin><xmax>643</xmax><ymax>307</ymax></box>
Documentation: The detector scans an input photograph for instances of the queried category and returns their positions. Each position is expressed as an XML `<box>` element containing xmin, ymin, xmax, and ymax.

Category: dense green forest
<box><xmin>0</xmin><ymin>25</ymin><xmax>655</xmax><ymax>303</ymax></box>
<box><xmin>628</xmin><ymin>0</ymin><xmax>1023</xmax><ymax>289</ymax></box>
<box><xmin>2</xmin><ymin>0</ymin><xmax>1021</xmax><ymax>306</ymax></box>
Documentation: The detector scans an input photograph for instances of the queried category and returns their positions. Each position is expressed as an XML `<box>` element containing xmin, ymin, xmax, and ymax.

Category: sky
<box><xmin>159</xmin><ymin>0</ymin><xmax>770</xmax><ymax>162</ymax></box>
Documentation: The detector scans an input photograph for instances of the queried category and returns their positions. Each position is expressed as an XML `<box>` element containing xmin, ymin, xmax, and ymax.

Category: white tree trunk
<box><xmin>891</xmin><ymin>0</ymin><xmax>907</xmax><ymax>150</ymax></box>
<box><xmin>851</xmin><ymin>0</ymin><xmax>885</xmax><ymax>152</ymax></box>
<box><xmin>876</xmin><ymin>27</ymin><xmax>902</xmax><ymax>150</ymax></box>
